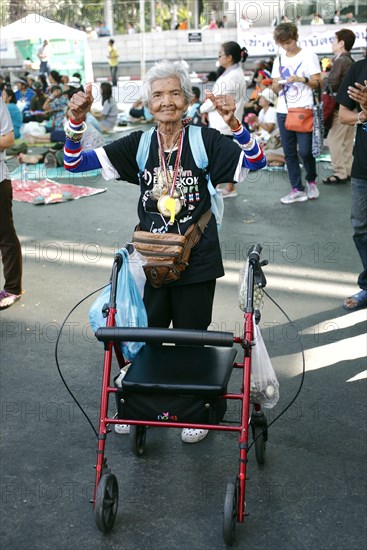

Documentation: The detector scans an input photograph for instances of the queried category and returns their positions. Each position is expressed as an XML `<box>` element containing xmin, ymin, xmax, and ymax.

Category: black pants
<box><xmin>0</xmin><ymin>180</ymin><xmax>22</xmax><ymax>295</ymax></box>
<box><xmin>143</xmin><ymin>280</ymin><xmax>216</xmax><ymax>329</ymax></box>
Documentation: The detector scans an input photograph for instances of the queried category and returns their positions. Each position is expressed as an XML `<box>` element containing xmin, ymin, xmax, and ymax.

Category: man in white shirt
<box><xmin>37</xmin><ymin>39</ymin><xmax>50</xmax><ymax>75</ymax></box>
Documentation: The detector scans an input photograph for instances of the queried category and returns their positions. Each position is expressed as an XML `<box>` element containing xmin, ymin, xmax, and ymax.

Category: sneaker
<box><xmin>306</xmin><ymin>182</ymin><xmax>320</xmax><ymax>200</ymax></box>
<box><xmin>115</xmin><ymin>424</ymin><xmax>130</xmax><ymax>434</ymax></box>
<box><xmin>280</xmin><ymin>189</ymin><xmax>308</xmax><ymax>204</ymax></box>
<box><xmin>0</xmin><ymin>290</ymin><xmax>21</xmax><ymax>310</ymax></box>
<box><xmin>181</xmin><ymin>428</ymin><xmax>209</xmax><ymax>443</ymax></box>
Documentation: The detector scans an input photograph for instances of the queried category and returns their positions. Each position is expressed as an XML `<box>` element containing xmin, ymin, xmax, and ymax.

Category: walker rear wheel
<box><xmin>254</xmin><ymin>425</ymin><xmax>266</xmax><ymax>465</ymax></box>
<box><xmin>94</xmin><ymin>473</ymin><xmax>119</xmax><ymax>532</ymax></box>
<box><xmin>130</xmin><ymin>425</ymin><xmax>147</xmax><ymax>456</ymax></box>
<box><xmin>223</xmin><ymin>480</ymin><xmax>238</xmax><ymax>545</ymax></box>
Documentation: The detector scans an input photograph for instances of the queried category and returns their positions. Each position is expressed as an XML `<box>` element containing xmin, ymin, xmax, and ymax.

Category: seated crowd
<box><xmin>0</xmin><ymin>70</ymin><xmax>118</xmax><ymax>168</ymax></box>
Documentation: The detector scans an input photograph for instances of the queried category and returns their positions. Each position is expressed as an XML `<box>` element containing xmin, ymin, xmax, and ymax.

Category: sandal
<box><xmin>343</xmin><ymin>289</ymin><xmax>367</xmax><ymax>311</ymax></box>
<box><xmin>322</xmin><ymin>175</ymin><xmax>348</xmax><ymax>184</ymax></box>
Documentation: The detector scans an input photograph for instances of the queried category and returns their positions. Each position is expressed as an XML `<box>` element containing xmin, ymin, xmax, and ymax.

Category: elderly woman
<box><xmin>64</xmin><ymin>60</ymin><xmax>265</xmax><ymax>443</ymax></box>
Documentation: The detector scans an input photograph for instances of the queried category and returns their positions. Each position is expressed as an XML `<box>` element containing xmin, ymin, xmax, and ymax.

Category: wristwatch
<box><xmin>303</xmin><ymin>77</ymin><xmax>309</xmax><ymax>84</ymax></box>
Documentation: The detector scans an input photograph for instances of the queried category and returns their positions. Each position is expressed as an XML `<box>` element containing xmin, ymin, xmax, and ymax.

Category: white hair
<box><xmin>140</xmin><ymin>60</ymin><xmax>194</xmax><ymax>106</ymax></box>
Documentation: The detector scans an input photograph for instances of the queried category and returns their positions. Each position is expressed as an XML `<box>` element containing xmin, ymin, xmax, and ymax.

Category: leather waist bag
<box><xmin>132</xmin><ymin>209</ymin><xmax>212</xmax><ymax>288</ymax></box>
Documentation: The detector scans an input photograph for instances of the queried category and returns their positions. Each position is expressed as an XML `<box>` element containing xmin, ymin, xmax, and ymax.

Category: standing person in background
<box><xmin>200</xmin><ymin>41</ymin><xmax>247</xmax><ymax>198</ymax></box>
<box><xmin>322</xmin><ymin>29</ymin><xmax>355</xmax><ymax>184</ymax></box>
<box><xmin>271</xmin><ymin>22</ymin><xmax>322</xmax><ymax>204</ymax></box>
<box><xmin>107</xmin><ymin>39</ymin><xmax>119</xmax><ymax>87</ymax></box>
<box><xmin>0</xmin><ymin>97</ymin><xmax>22</xmax><ymax>310</ymax></box>
<box><xmin>37</xmin><ymin>39</ymin><xmax>50</xmax><ymax>75</ymax></box>
<box><xmin>337</xmin><ymin>59</ymin><xmax>367</xmax><ymax>311</ymax></box>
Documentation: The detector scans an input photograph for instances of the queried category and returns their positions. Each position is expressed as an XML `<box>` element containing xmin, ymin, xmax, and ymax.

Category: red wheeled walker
<box><xmin>92</xmin><ymin>244</ymin><xmax>269</xmax><ymax>545</ymax></box>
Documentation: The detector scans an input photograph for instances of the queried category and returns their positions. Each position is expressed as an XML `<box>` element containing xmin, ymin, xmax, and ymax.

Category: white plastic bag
<box><xmin>238</xmin><ymin>259</ymin><xmax>264</xmax><ymax>312</ymax></box>
<box><xmin>21</xmin><ymin>121</ymin><xmax>46</xmax><ymax>139</ymax></box>
<box><xmin>125</xmin><ymin>245</ymin><xmax>147</xmax><ymax>299</ymax></box>
<box><xmin>250</xmin><ymin>320</ymin><xmax>279</xmax><ymax>408</ymax></box>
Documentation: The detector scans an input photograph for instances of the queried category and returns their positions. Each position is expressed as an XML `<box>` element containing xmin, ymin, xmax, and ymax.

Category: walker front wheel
<box><xmin>223</xmin><ymin>480</ymin><xmax>238</xmax><ymax>545</ymax></box>
<box><xmin>130</xmin><ymin>425</ymin><xmax>147</xmax><ymax>456</ymax></box>
<box><xmin>94</xmin><ymin>473</ymin><xmax>119</xmax><ymax>532</ymax></box>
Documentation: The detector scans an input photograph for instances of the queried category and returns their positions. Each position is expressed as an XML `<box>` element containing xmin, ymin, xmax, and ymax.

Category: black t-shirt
<box><xmin>336</xmin><ymin>59</ymin><xmax>367</xmax><ymax>180</ymax></box>
<box><xmin>103</xmin><ymin>126</ymin><xmax>243</xmax><ymax>285</ymax></box>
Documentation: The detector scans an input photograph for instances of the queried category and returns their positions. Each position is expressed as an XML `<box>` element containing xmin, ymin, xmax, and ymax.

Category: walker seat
<box><xmin>116</xmin><ymin>344</ymin><xmax>237</xmax><ymax>424</ymax></box>
<box><xmin>122</xmin><ymin>344</ymin><xmax>237</xmax><ymax>396</ymax></box>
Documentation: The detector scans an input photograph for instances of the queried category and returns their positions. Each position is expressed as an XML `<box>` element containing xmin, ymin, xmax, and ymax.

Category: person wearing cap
<box><xmin>26</xmin><ymin>74</ymin><xmax>37</xmax><ymax>89</ymax></box>
<box><xmin>67</xmin><ymin>77</ymin><xmax>82</xmax><ymax>91</ymax></box>
<box><xmin>14</xmin><ymin>78</ymin><xmax>35</xmax><ymax>121</ymax></box>
<box><xmin>254</xmin><ymin>88</ymin><xmax>278</xmax><ymax>137</ymax></box>
<box><xmin>14</xmin><ymin>78</ymin><xmax>35</xmax><ymax>104</ymax></box>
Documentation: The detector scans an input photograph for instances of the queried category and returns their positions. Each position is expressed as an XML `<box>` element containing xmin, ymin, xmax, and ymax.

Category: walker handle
<box><xmin>248</xmin><ymin>244</ymin><xmax>262</xmax><ymax>263</ymax></box>
<box><xmin>248</xmin><ymin>244</ymin><xmax>267</xmax><ymax>288</ymax></box>
<box><xmin>96</xmin><ymin>327</ymin><xmax>234</xmax><ymax>347</ymax></box>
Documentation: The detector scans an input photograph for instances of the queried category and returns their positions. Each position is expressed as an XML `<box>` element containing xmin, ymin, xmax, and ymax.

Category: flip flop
<box><xmin>343</xmin><ymin>289</ymin><xmax>367</xmax><ymax>311</ymax></box>
<box><xmin>322</xmin><ymin>175</ymin><xmax>348</xmax><ymax>184</ymax></box>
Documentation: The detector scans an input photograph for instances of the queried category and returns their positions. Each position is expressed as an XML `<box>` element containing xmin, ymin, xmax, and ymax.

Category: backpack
<box><xmin>136</xmin><ymin>126</ymin><xmax>224</xmax><ymax>228</ymax></box>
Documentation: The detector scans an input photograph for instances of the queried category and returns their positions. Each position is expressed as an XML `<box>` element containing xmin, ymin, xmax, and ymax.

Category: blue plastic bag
<box><xmin>89</xmin><ymin>248</ymin><xmax>148</xmax><ymax>361</ymax></box>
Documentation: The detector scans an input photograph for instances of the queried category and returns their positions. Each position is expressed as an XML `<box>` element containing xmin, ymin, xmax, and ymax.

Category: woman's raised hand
<box><xmin>68</xmin><ymin>83</ymin><xmax>94</xmax><ymax>122</ymax></box>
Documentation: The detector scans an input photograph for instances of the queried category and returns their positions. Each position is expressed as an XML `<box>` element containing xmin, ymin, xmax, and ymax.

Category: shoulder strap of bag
<box><xmin>188</xmin><ymin>126</ymin><xmax>224</xmax><ymax>228</ymax></box>
<box><xmin>183</xmin><ymin>208</ymin><xmax>213</xmax><ymax>261</ymax></box>
<box><xmin>188</xmin><ymin>125</ymin><xmax>208</xmax><ymax>169</ymax></box>
<box><xmin>136</xmin><ymin>127</ymin><xmax>155</xmax><ymax>173</ymax></box>
<box><xmin>279</xmin><ymin>56</ymin><xmax>289</xmax><ymax>109</ymax></box>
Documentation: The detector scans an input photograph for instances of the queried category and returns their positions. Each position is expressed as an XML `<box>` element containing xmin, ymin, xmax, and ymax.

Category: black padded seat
<box><xmin>122</xmin><ymin>344</ymin><xmax>237</xmax><ymax>397</ymax></box>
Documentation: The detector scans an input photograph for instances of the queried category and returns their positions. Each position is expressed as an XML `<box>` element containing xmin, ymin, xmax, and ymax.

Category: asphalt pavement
<box><xmin>0</xmin><ymin>133</ymin><xmax>366</xmax><ymax>550</ymax></box>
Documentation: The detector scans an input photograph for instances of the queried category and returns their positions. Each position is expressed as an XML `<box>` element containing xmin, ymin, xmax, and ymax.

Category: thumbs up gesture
<box><xmin>68</xmin><ymin>82</ymin><xmax>94</xmax><ymax>122</ymax></box>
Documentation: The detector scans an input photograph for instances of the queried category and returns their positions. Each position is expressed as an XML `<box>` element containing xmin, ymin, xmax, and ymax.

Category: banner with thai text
<box><xmin>237</xmin><ymin>25</ymin><xmax>366</xmax><ymax>56</ymax></box>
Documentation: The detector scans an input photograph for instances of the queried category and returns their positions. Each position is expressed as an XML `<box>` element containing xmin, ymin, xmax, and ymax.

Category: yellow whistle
<box><xmin>165</xmin><ymin>197</ymin><xmax>176</xmax><ymax>224</ymax></box>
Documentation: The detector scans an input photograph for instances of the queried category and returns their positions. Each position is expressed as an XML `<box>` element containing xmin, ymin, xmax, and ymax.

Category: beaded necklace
<box><xmin>154</xmin><ymin>127</ymin><xmax>185</xmax><ymax>224</ymax></box>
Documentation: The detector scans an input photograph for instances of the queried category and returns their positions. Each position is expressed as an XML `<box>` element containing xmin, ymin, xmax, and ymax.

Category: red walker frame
<box><xmin>92</xmin><ymin>244</ymin><xmax>268</xmax><ymax>545</ymax></box>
